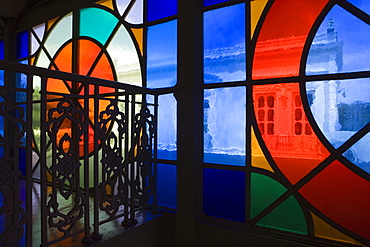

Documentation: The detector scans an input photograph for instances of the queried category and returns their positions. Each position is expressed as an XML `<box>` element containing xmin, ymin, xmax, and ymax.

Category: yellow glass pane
<box><xmin>311</xmin><ymin>213</ymin><xmax>366</xmax><ymax>246</ymax></box>
<box><xmin>131</xmin><ymin>28</ymin><xmax>143</xmax><ymax>56</ymax></box>
<box><xmin>47</xmin><ymin>17</ymin><xmax>59</xmax><ymax>30</ymax></box>
<box><xmin>251</xmin><ymin>126</ymin><xmax>274</xmax><ymax>172</ymax></box>
<box><xmin>96</xmin><ymin>0</ymin><xmax>114</xmax><ymax>10</ymax></box>
<box><xmin>250</xmin><ymin>0</ymin><xmax>268</xmax><ymax>39</ymax></box>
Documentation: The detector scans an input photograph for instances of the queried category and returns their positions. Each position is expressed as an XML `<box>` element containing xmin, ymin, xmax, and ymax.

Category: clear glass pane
<box><xmin>306</xmin><ymin>5</ymin><xmax>370</xmax><ymax>75</ymax></box>
<box><xmin>158</xmin><ymin>94</ymin><xmax>177</xmax><ymax>160</ymax></box>
<box><xmin>31</xmin><ymin>24</ymin><xmax>45</xmax><ymax>55</ymax></box>
<box><xmin>147</xmin><ymin>20</ymin><xmax>177</xmax><ymax>88</ymax></box>
<box><xmin>344</xmin><ymin>132</ymin><xmax>370</xmax><ymax>173</ymax></box>
<box><xmin>203</xmin><ymin>3</ymin><xmax>246</xmax><ymax>83</ymax></box>
<box><xmin>306</xmin><ymin>78</ymin><xmax>370</xmax><ymax>148</ymax></box>
<box><xmin>204</xmin><ymin>87</ymin><xmax>246</xmax><ymax>166</ymax></box>
<box><xmin>116</xmin><ymin>0</ymin><xmax>143</xmax><ymax>24</ymax></box>
<box><xmin>106</xmin><ymin>25</ymin><xmax>142</xmax><ymax>86</ymax></box>
<box><xmin>157</xmin><ymin>164</ymin><xmax>177</xmax><ymax>209</ymax></box>
<box><xmin>203</xmin><ymin>168</ymin><xmax>245</xmax><ymax>222</ymax></box>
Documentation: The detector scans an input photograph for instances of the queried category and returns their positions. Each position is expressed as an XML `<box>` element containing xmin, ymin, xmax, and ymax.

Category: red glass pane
<box><xmin>253</xmin><ymin>83</ymin><xmax>330</xmax><ymax>184</ymax></box>
<box><xmin>252</xmin><ymin>0</ymin><xmax>329</xmax><ymax>79</ymax></box>
<box><xmin>300</xmin><ymin>160</ymin><xmax>370</xmax><ymax>240</ymax></box>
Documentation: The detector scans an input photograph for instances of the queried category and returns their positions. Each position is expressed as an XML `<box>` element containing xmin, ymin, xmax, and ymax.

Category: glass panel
<box><xmin>31</xmin><ymin>24</ymin><xmax>45</xmax><ymax>55</ymax></box>
<box><xmin>251</xmin><ymin>173</ymin><xmax>286</xmax><ymax>219</ymax></box>
<box><xmin>257</xmin><ymin>195</ymin><xmax>308</xmax><ymax>235</ymax></box>
<box><xmin>203</xmin><ymin>0</ymin><xmax>230</xmax><ymax>7</ymax></box>
<box><xmin>36</xmin><ymin>13</ymin><xmax>73</xmax><ymax>68</ymax></box>
<box><xmin>204</xmin><ymin>87</ymin><xmax>246</xmax><ymax>166</ymax></box>
<box><xmin>106</xmin><ymin>25</ymin><xmax>142</xmax><ymax>86</ymax></box>
<box><xmin>16</xmin><ymin>30</ymin><xmax>29</xmax><ymax>59</ymax></box>
<box><xmin>116</xmin><ymin>0</ymin><xmax>143</xmax><ymax>24</ymax></box>
<box><xmin>203</xmin><ymin>168</ymin><xmax>245</xmax><ymax>222</ymax></box>
<box><xmin>253</xmin><ymin>83</ymin><xmax>330</xmax><ymax>184</ymax></box>
<box><xmin>157</xmin><ymin>164</ymin><xmax>176</xmax><ymax>209</ymax></box>
<box><xmin>344</xmin><ymin>132</ymin><xmax>370</xmax><ymax>173</ymax></box>
<box><xmin>80</xmin><ymin>8</ymin><xmax>118</xmax><ymax>45</ymax></box>
<box><xmin>0</xmin><ymin>40</ymin><xmax>4</xmax><ymax>59</ymax></box>
<box><xmin>347</xmin><ymin>0</ymin><xmax>370</xmax><ymax>15</ymax></box>
<box><xmin>203</xmin><ymin>4</ymin><xmax>246</xmax><ymax>83</ymax></box>
<box><xmin>251</xmin><ymin>0</ymin><xmax>269</xmax><ymax>38</ymax></box>
<box><xmin>147</xmin><ymin>20</ymin><xmax>177</xmax><ymax>88</ymax></box>
<box><xmin>306</xmin><ymin>5</ymin><xmax>370</xmax><ymax>75</ymax></box>
<box><xmin>306</xmin><ymin>78</ymin><xmax>370</xmax><ymax>148</ymax></box>
<box><xmin>299</xmin><ymin>160</ymin><xmax>370</xmax><ymax>240</ymax></box>
<box><xmin>253</xmin><ymin>0</ymin><xmax>329</xmax><ymax>79</ymax></box>
<box><xmin>158</xmin><ymin>94</ymin><xmax>177</xmax><ymax>160</ymax></box>
<box><xmin>147</xmin><ymin>0</ymin><xmax>177</xmax><ymax>22</ymax></box>
<box><xmin>0</xmin><ymin>40</ymin><xmax>3</xmax><ymax>86</ymax></box>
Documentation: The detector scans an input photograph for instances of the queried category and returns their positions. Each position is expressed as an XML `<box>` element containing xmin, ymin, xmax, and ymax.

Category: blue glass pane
<box><xmin>204</xmin><ymin>3</ymin><xmax>246</xmax><ymax>83</ymax></box>
<box><xmin>19</xmin><ymin>148</ymin><xmax>27</xmax><ymax>175</ymax></box>
<box><xmin>347</xmin><ymin>0</ymin><xmax>370</xmax><ymax>15</ymax></box>
<box><xmin>344</xmin><ymin>132</ymin><xmax>370</xmax><ymax>173</ymax></box>
<box><xmin>158</xmin><ymin>94</ymin><xmax>177</xmax><ymax>160</ymax></box>
<box><xmin>157</xmin><ymin>164</ymin><xmax>177</xmax><ymax>208</ymax></box>
<box><xmin>203</xmin><ymin>168</ymin><xmax>245</xmax><ymax>222</ymax></box>
<box><xmin>204</xmin><ymin>87</ymin><xmax>246</xmax><ymax>166</ymax></box>
<box><xmin>16</xmin><ymin>31</ymin><xmax>29</xmax><ymax>59</ymax></box>
<box><xmin>147</xmin><ymin>20</ymin><xmax>177</xmax><ymax>88</ymax></box>
<box><xmin>204</xmin><ymin>0</ymin><xmax>231</xmax><ymax>7</ymax></box>
<box><xmin>306</xmin><ymin>78</ymin><xmax>370</xmax><ymax>148</ymax></box>
<box><xmin>306</xmin><ymin>5</ymin><xmax>370</xmax><ymax>75</ymax></box>
<box><xmin>0</xmin><ymin>40</ymin><xmax>4</xmax><ymax>59</ymax></box>
<box><xmin>147</xmin><ymin>0</ymin><xmax>177</xmax><ymax>22</ymax></box>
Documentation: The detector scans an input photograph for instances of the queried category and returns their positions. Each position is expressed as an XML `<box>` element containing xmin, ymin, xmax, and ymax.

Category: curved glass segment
<box><xmin>253</xmin><ymin>83</ymin><xmax>330</xmax><ymax>184</ymax></box>
<box><xmin>299</xmin><ymin>160</ymin><xmax>370</xmax><ymax>240</ymax></box>
<box><xmin>204</xmin><ymin>87</ymin><xmax>246</xmax><ymax>166</ymax></box>
<box><xmin>306</xmin><ymin>5</ymin><xmax>370</xmax><ymax>75</ymax></box>
<box><xmin>253</xmin><ymin>0</ymin><xmax>329</xmax><ymax>79</ymax></box>
<box><xmin>344</xmin><ymin>132</ymin><xmax>370</xmax><ymax>173</ymax></box>
<box><xmin>116</xmin><ymin>0</ymin><xmax>143</xmax><ymax>24</ymax></box>
<box><xmin>306</xmin><ymin>78</ymin><xmax>370</xmax><ymax>149</ymax></box>
<box><xmin>80</xmin><ymin>8</ymin><xmax>118</xmax><ymax>45</ymax></box>
<box><xmin>203</xmin><ymin>3</ymin><xmax>246</xmax><ymax>83</ymax></box>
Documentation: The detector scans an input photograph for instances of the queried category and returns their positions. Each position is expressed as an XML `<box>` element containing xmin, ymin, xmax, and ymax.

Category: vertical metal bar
<box><xmin>39</xmin><ymin>76</ymin><xmax>48</xmax><ymax>246</ymax></box>
<box><xmin>130</xmin><ymin>92</ymin><xmax>136</xmax><ymax>223</ymax></box>
<box><xmin>152</xmin><ymin>94</ymin><xmax>159</xmax><ymax>211</ymax></box>
<box><xmin>92</xmin><ymin>83</ymin><xmax>101</xmax><ymax>239</ymax></box>
<box><xmin>122</xmin><ymin>91</ymin><xmax>130</xmax><ymax>226</ymax></box>
<box><xmin>81</xmin><ymin>80</ymin><xmax>92</xmax><ymax>244</ymax></box>
<box><xmin>25</xmin><ymin>73</ymin><xmax>33</xmax><ymax>246</ymax></box>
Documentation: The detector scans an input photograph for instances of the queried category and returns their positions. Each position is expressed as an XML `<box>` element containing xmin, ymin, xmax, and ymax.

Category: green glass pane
<box><xmin>257</xmin><ymin>195</ymin><xmax>308</xmax><ymax>235</ymax></box>
<box><xmin>251</xmin><ymin>173</ymin><xmax>287</xmax><ymax>218</ymax></box>
<box><xmin>80</xmin><ymin>8</ymin><xmax>118</xmax><ymax>45</ymax></box>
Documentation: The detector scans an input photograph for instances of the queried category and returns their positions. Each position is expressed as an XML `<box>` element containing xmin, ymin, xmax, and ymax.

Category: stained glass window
<box><xmin>202</xmin><ymin>0</ymin><xmax>370</xmax><ymax>245</ymax></box>
<box><xmin>19</xmin><ymin>0</ymin><xmax>178</xmax><ymax>211</ymax></box>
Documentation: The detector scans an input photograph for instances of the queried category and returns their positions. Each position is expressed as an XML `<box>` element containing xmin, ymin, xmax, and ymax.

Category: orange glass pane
<box><xmin>253</xmin><ymin>83</ymin><xmax>330</xmax><ymax>184</ymax></box>
<box><xmin>251</xmin><ymin>127</ymin><xmax>274</xmax><ymax>173</ymax></box>
<box><xmin>47</xmin><ymin>38</ymin><xmax>115</xmax><ymax>154</ymax></box>
<box><xmin>300</xmin><ymin>160</ymin><xmax>370</xmax><ymax>241</ymax></box>
<box><xmin>252</xmin><ymin>0</ymin><xmax>329</xmax><ymax>79</ymax></box>
<box><xmin>250</xmin><ymin>0</ymin><xmax>268</xmax><ymax>39</ymax></box>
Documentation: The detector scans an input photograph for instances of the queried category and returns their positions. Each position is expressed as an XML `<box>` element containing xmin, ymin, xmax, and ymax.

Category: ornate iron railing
<box><xmin>0</xmin><ymin>60</ymin><xmax>159</xmax><ymax>246</ymax></box>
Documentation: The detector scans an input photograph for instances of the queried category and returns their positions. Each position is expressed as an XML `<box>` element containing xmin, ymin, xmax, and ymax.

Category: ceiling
<box><xmin>0</xmin><ymin>0</ymin><xmax>45</xmax><ymax>18</ymax></box>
